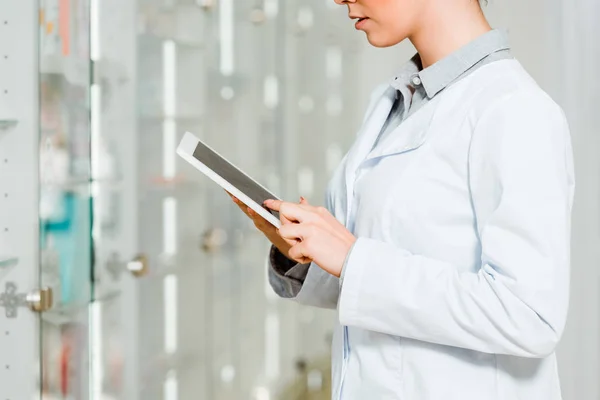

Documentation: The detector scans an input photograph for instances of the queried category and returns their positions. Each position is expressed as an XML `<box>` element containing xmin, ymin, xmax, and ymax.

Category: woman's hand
<box><xmin>264</xmin><ymin>199</ymin><xmax>356</xmax><ymax>278</ymax></box>
<box><xmin>226</xmin><ymin>191</ymin><xmax>306</xmax><ymax>263</ymax></box>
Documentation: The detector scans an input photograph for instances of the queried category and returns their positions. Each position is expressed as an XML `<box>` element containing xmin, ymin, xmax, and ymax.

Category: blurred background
<box><xmin>0</xmin><ymin>0</ymin><xmax>598</xmax><ymax>399</ymax></box>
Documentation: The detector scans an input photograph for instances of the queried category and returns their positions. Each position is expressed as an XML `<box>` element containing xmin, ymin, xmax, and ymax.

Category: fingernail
<box><xmin>300</xmin><ymin>196</ymin><xmax>305</xmax><ymax>202</ymax></box>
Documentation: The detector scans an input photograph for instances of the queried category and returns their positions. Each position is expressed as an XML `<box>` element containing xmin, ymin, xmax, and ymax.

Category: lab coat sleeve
<box><xmin>338</xmin><ymin>90</ymin><xmax>575</xmax><ymax>358</ymax></box>
<box><xmin>268</xmin><ymin>245</ymin><xmax>309</xmax><ymax>298</ymax></box>
<box><xmin>268</xmin><ymin>190</ymin><xmax>344</xmax><ymax>310</ymax></box>
<box><xmin>268</xmin><ymin>255</ymin><xmax>340</xmax><ymax>309</ymax></box>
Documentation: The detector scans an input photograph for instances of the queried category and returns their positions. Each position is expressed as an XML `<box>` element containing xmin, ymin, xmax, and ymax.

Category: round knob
<box><xmin>198</xmin><ymin>0</ymin><xmax>215</xmax><ymax>11</ymax></box>
<box><xmin>127</xmin><ymin>254</ymin><xmax>149</xmax><ymax>277</ymax></box>
<box><xmin>26</xmin><ymin>287</ymin><xmax>53</xmax><ymax>312</ymax></box>
<box><xmin>249</xmin><ymin>8</ymin><xmax>266</xmax><ymax>25</ymax></box>
<box><xmin>201</xmin><ymin>228</ymin><xmax>228</xmax><ymax>253</ymax></box>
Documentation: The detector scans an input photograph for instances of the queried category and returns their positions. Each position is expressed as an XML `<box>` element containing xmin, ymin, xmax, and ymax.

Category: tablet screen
<box><xmin>192</xmin><ymin>141</ymin><xmax>281</xmax><ymax>220</ymax></box>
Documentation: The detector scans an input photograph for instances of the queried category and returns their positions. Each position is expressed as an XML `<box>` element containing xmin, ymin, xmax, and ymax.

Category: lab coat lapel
<box><xmin>364</xmin><ymin>99</ymin><xmax>437</xmax><ymax>162</ymax></box>
<box><xmin>343</xmin><ymin>86</ymin><xmax>396</xmax><ymax>225</ymax></box>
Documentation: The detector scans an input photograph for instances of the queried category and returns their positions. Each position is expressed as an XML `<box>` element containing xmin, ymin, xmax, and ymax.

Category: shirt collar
<box><xmin>390</xmin><ymin>28</ymin><xmax>511</xmax><ymax>98</ymax></box>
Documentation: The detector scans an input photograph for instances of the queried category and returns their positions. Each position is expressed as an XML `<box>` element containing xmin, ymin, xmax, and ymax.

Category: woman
<box><xmin>231</xmin><ymin>0</ymin><xmax>575</xmax><ymax>398</ymax></box>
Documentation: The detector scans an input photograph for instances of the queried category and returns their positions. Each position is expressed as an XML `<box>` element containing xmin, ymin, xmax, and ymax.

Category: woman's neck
<box><xmin>409</xmin><ymin>2</ymin><xmax>492</xmax><ymax>69</ymax></box>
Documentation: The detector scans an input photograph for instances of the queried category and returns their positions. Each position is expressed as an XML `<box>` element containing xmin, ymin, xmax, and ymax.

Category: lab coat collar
<box><xmin>390</xmin><ymin>28</ymin><xmax>511</xmax><ymax>98</ymax></box>
<box><xmin>389</xmin><ymin>53</ymin><xmax>422</xmax><ymax>92</ymax></box>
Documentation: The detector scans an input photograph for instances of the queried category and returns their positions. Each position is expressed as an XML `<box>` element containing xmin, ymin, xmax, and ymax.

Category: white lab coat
<box><xmin>287</xmin><ymin>59</ymin><xmax>575</xmax><ymax>399</ymax></box>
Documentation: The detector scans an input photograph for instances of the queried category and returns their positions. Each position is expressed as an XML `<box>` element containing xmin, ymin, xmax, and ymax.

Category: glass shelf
<box><xmin>0</xmin><ymin>120</ymin><xmax>18</xmax><ymax>130</ymax></box>
<box><xmin>139</xmin><ymin>113</ymin><xmax>204</xmax><ymax>121</ymax></box>
<box><xmin>139</xmin><ymin>33</ymin><xmax>206</xmax><ymax>48</ymax></box>
<box><xmin>40</xmin><ymin>55</ymin><xmax>129</xmax><ymax>86</ymax></box>
<box><xmin>0</xmin><ymin>256</ymin><xmax>18</xmax><ymax>269</ymax></box>
<box><xmin>41</xmin><ymin>302</ymin><xmax>86</xmax><ymax>327</ymax></box>
<box><xmin>40</xmin><ymin>54</ymin><xmax>89</xmax><ymax>86</ymax></box>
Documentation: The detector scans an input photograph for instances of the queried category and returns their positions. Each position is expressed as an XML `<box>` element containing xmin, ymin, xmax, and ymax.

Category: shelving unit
<box><xmin>36</xmin><ymin>0</ymin><xmax>95</xmax><ymax>398</ymax></box>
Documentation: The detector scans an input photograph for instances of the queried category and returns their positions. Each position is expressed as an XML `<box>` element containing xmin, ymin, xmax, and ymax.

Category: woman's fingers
<box><xmin>227</xmin><ymin>192</ymin><xmax>298</xmax><ymax>255</ymax></box>
<box><xmin>297</xmin><ymin>197</ymin><xmax>339</xmax><ymax>225</ymax></box>
<box><xmin>248</xmin><ymin>207</ymin><xmax>270</xmax><ymax>227</ymax></box>
<box><xmin>277</xmin><ymin>222</ymin><xmax>309</xmax><ymax>247</ymax></box>
<box><xmin>229</xmin><ymin>193</ymin><xmax>259</xmax><ymax>221</ymax></box>
<box><xmin>279</xmin><ymin>212</ymin><xmax>294</xmax><ymax>225</ymax></box>
<box><xmin>264</xmin><ymin>200</ymin><xmax>313</xmax><ymax>223</ymax></box>
<box><xmin>288</xmin><ymin>241</ymin><xmax>311</xmax><ymax>264</ymax></box>
<box><xmin>230</xmin><ymin>194</ymin><xmax>271</xmax><ymax>232</ymax></box>
<box><xmin>233</xmin><ymin>194</ymin><xmax>315</xmax><ymax>225</ymax></box>
<box><xmin>278</xmin><ymin>197</ymin><xmax>308</xmax><ymax>225</ymax></box>
<box><xmin>279</xmin><ymin>236</ymin><xmax>298</xmax><ymax>248</ymax></box>
<box><xmin>232</xmin><ymin>197</ymin><xmax>252</xmax><ymax>217</ymax></box>
<box><xmin>277</xmin><ymin>222</ymin><xmax>305</xmax><ymax>241</ymax></box>
<box><xmin>263</xmin><ymin>199</ymin><xmax>284</xmax><ymax>211</ymax></box>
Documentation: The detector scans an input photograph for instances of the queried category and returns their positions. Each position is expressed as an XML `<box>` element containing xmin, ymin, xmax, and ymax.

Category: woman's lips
<box><xmin>355</xmin><ymin>17</ymin><xmax>369</xmax><ymax>30</ymax></box>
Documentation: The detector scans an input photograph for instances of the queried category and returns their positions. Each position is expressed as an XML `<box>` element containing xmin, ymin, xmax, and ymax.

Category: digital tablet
<box><xmin>176</xmin><ymin>132</ymin><xmax>282</xmax><ymax>228</ymax></box>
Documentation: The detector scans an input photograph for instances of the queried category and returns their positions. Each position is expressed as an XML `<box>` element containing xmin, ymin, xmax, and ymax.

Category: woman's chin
<box><xmin>365</xmin><ymin>32</ymin><xmax>406</xmax><ymax>48</ymax></box>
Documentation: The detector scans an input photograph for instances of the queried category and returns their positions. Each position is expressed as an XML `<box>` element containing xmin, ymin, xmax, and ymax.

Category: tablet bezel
<box><xmin>176</xmin><ymin>132</ymin><xmax>282</xmax><ymax>229</ymax></box>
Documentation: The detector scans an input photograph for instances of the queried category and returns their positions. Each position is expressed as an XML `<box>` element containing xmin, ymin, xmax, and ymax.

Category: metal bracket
<box><xmin>0</xmin><ymin>282</ymin><xmax>53</xmax><ymax>318</ymax></box>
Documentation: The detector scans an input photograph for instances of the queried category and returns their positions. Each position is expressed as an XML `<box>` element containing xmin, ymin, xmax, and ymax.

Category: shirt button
<box><xmin>411</xmin><ymin>75</ymin><xmax>422</xmax><ymax>86</ymax></box>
